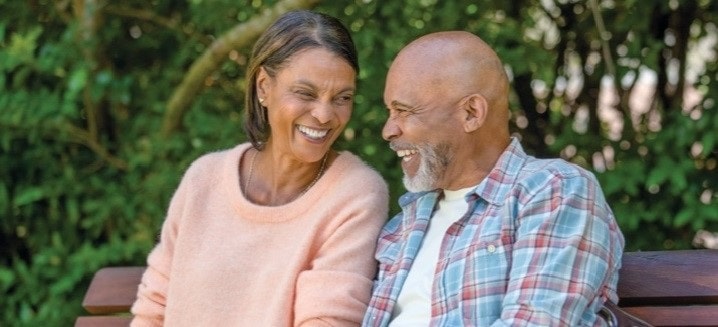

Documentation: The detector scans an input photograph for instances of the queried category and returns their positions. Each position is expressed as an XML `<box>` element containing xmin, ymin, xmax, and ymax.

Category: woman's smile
<box><xmin>297</xmin><ymin>124</ymin><xmax>329</xmax><ymax>141</ymax></box>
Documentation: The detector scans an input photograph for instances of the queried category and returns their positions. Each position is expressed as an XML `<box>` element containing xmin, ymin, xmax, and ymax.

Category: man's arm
<box><xmin>493</xmin><ymin>172</ymin><xmax>624</xmax><ymax>326</ymax></box>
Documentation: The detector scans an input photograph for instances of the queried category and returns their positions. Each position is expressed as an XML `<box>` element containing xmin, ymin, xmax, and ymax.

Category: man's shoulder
<box><xmin>518</xmin><ymin>155</ymin><xmax>597</xmax><ymax>183</ymax></box>
<box><xmin>498</xmin><ymin>138</ymin><xmax>597</xmax><ymax>187</ymax></box>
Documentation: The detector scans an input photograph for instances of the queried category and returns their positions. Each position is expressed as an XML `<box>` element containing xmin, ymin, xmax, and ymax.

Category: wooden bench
<box><xmin>75</xmin><ymin>250</ymin><xmax>718</xmax><ymax>326</ymax></box>
<box><xmin>76</xmin><ymin>266</ymin><xmax>145</xmax><ymax>327</ymax></box>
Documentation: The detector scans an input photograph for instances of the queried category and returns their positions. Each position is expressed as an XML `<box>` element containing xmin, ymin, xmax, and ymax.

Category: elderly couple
<box><xmin>130</xmin><ymin>10</ymin><xmax>625</xmax><ymax>327</ymax></box>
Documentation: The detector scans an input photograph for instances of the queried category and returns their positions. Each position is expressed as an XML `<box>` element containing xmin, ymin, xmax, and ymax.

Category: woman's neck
<box><xmin>242</xmin><ymin>147</ymin><xmax>332</xmax><ymax>206</ymax></box>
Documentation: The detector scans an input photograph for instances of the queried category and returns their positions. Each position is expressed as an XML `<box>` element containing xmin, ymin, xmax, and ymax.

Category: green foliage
<box><xmin>2</xmin><ymin>0</ymin><xmax>717</xmax><ymax>325</ymax></box>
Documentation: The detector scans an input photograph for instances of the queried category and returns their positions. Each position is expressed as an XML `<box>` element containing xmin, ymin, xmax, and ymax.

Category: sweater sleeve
<box><xmin>294</xmin><ymin>175</ymin><xmax>389</xmax><ymax>327</ymax></box>
<box><xmin>130</xmin><ymin>168</ymin><xmax>191</xmax><ymax>327</ymax></box>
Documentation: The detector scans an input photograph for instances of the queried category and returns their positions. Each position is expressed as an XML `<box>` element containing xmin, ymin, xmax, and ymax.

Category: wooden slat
<box><xmin>75</xmin><ymin>316</ymin><xmax>132</xmax><ymax>327</ymax></box>
<box><xmin>622</xmin><ymin>305</ymin><xmax>718</xmax><ymax>327</ymax></box>
<box><xmin>82</xmin><ymin>266</ymin><xmax>145</xmax><ymax>314</ymax></box>
<box><xmin>617</xmin><ymin>249</ymin><xmax>718</xmax><ymax>306</ymax></box>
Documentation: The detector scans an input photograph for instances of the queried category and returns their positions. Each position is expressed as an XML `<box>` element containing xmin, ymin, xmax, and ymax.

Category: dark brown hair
<box><xmin>244</xmin><ymin>10</ymin><xmax>359</xmax><ymax>149</ymax></box>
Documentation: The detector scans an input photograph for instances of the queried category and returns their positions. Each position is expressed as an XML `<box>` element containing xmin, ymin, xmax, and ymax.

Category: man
<box><xmin>363</xmin><ymin>31</ymin><xmax>625</xmax><ymax>326</ymax></box>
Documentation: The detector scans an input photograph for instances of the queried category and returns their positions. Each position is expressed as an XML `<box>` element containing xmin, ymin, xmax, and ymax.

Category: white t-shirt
<box><xmin>389</xmin><ymin>186</ymin><xmax>476</xmax><ymax>326</ymax></box>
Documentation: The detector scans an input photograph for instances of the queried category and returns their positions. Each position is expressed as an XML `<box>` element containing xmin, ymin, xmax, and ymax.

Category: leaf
<box><xmin>0</xmin><ymin>182</ymin><xmax>8</xmax><ymax>213</ymax></box>
<box><xmin>673</xmin><ymin>208</ymin><xmax>693</xmax><ymax>227</ymax></box>
<box><xmin>670</xmin><ymin>171</ymin><xmax>688</xmax><ymax>192</ymax></box>
<box><xmin>0</xmin><ymin>268</ymin><xmax>15</xmax><ymax>292</ymax></box>
<box><xmin>646</xmin><ymin>158</ymin><xmax>672</xmax><ymax>186</ymax></box>
<box><xmin>67</xmin><ymin>67</ymin><xmax>88</xmax><ymax>95</ymax></box>
<box><xmin>66</xmin><ymin>197</ymin><xmax>80</xmax><ymax>225</ymax></box>
<box><xmin>3</xmin><ymin>27</ymin><xmax>43</xmax><ymax>69</ymax></box>
<box><xmin>13</xmin><ymin>186</ymin><xmax>45</xmax><ymax>207</ymax></box>
<box><xmin>702</xmin><ymin>133</ymin><xmax>715</xmax><ymax>156</ymax></box>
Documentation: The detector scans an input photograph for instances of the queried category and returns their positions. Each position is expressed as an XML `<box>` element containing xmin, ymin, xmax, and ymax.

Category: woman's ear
<box><xmin>463</xmin><ymin>94</ymin><xmax>488</xmax><ymax>133</ymax></box>
<box><xmin>256</xmin><ymin>66</ymin><xmax>270</xmax><ymax>101</ymax></box>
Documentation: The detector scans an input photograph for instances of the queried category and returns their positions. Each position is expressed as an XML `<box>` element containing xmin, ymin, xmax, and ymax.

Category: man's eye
<box><xmin>388</xmin><ymin>108</ymin><xmax>410</xmax><ymax>119</ymax></box>
<box><xmin>396</xmin><ymin>108</ymin><xmax>412</xmax><ymax>116</ymax></box>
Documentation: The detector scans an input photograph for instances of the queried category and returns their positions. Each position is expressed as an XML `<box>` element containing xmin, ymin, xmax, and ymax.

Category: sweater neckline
<box><xmin>223</xmin><ymin>143</ymin><xmax>348</xmax><ymax>223</ymax></box>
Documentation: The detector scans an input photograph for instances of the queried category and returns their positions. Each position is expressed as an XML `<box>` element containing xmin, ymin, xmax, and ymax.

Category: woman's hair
<box><xmin>244</xmin><ymin>10</ymin><xmax>359</xmax><ymax>149</ymax></box>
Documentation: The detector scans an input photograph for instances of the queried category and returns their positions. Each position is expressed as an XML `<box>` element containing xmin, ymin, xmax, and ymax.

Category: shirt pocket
<box><xmin>463</xmin><ymin>235</ymin><xmax>512</xmax><ymax>286</ymax></box>
<box><xmin>442</xmin><ymin>230</ymin><xmax>513</xmax><ymax>319</ymax></box>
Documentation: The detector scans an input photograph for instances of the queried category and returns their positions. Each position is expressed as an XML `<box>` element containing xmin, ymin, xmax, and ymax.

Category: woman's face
<box><xmin>257</xmin><ymin>48</ymin><xmax>355</xmax><ymax>163</ymax></box>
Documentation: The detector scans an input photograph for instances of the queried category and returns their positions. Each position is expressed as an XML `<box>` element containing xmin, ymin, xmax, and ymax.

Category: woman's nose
<box><xmin>311</xmin><ymin>102</ymin><xmax>333</xmax><ymax>124</ymax></box>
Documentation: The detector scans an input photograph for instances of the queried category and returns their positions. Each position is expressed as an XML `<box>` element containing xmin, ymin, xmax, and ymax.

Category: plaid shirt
<box><xmin>363</xmin><ymin>139</ymin><xmax>624</xmax><ymax>327</ymax></box>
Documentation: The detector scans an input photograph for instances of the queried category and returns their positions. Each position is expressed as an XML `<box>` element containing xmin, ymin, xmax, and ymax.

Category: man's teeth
<box><xmin>298</xmin><ymin>125</ymin><xmax>328</xmax><ymax>139</ymax></box>
<box><xmin>397</xmin><ymin>149</ymin><xmax>418</xmax><ymax>161</ymax></box>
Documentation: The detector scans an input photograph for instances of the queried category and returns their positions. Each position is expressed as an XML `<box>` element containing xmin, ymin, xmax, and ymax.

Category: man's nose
<box><xmin>382</xmin><ymin>117</ymin><xmax>401</xmax><ymax>141</ymax></box>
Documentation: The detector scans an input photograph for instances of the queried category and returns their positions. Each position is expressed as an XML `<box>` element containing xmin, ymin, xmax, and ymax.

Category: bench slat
<box><xmin>75</xmin><ymin>316</ymin><xmax>133</xmax><ymax>327</ymax></box>
<box><xmin>622</xmin><ymin>305</ymin><xmax>718</xmax><ymax>327</ymax></box>
<box><xmin>618</xmin><ymin>249</ymin><xmax>718</xmax><ymax>306</ymax></box>
<box><xmin>82</xmin><ymin>266</ymin><xmax>145</xmax><ymax>314</ymax></box>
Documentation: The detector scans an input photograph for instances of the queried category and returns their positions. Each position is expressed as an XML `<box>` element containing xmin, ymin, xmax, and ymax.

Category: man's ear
<box><xmin>256</xmin><ymin>66</ymin><xmax>270</xmax><ymax>100</ymax></box>
<box><xmin>462</xmin><ymin>94</ymin><xmax>488</xmax><ymax>133</ymax></box>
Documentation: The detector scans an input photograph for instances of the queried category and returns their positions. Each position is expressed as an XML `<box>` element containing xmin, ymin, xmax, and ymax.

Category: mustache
<box><xmin>389</xmin><ymin>141</ymin><xmax>416</xmax><ymax>151</ymax></box>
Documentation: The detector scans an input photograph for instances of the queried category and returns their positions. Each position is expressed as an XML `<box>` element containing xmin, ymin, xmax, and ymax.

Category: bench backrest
<box><xmin>616</xmin><ymin>250</ymin><xmax>718</xmax><ymax>326</ymax></box>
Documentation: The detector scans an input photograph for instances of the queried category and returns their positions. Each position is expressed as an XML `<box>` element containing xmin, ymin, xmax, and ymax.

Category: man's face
<box><xmin>382</xmin><ymin>61</ymin><xmax>461</xmax><ymax>192</ymax></box>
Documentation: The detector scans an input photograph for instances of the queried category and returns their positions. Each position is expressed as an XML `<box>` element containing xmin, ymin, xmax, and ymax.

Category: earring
<box><xmin>259</xmin><ymin>97</ymin><xmax>265</xmax><ymax>104</ymax></box>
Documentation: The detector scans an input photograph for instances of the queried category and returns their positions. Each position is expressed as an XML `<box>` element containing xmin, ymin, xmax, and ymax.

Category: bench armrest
<box><xmin>82</xmin><ymin>266</ymin><xmax>146</xmax><ymax>314</ymax></box>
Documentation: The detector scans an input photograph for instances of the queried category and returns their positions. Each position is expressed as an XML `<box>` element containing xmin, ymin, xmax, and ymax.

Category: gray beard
<box><xmin>403</xmin><ymin>142</ymin><xmax>452</xmax><ymax>192</ymax></box>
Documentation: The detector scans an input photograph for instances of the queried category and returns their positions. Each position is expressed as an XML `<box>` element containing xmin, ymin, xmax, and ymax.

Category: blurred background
<box><xmin>1</xmin><ymin>0</ymin><xmax>717</xmax><ymax>325</ymax></box>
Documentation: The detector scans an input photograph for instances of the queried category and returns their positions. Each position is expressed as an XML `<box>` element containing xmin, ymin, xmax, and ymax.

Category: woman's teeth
<box><xmin>297</xmin><ymin>125</ymin><xmax>328</xmax><ymax>139</ymax></box>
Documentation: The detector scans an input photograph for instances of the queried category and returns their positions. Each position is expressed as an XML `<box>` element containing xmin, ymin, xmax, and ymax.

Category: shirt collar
<box><xmin>396</xmin><ymin>137</ymin><xmax>528</xmax><ymax>208</ymax></box>
<box><xmin>398</xmin><ymin>189</ymin><xmax>438</xmax><ymax>208</ymax></box>
<box><xmin>468</xmin><ymin>137</ymin><xmax>528</xmax><ymax>206</ymax></box>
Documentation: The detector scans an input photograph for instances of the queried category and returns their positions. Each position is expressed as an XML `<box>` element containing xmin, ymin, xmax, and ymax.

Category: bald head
<box><xmin>382</xmin><ymin>31</ymin><xmax>513</xmax><ymax>190</ymax></box>
<box><xmin>386</xmin><ymin>31</ymin><xmax>510</xmax><ymax>128</ymax></box>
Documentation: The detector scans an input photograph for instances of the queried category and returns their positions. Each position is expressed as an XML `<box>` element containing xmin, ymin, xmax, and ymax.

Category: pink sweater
<box><xmin>131</xmin><ymin>143</ymin><xmax>389</xmax><ymax>326</ymax></box>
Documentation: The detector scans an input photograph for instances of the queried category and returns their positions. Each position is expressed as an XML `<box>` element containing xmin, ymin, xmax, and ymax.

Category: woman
<box><xmin>131</xmin><ymin>10</ymin><xmax>389</xmax><ymax>326</ymax></box>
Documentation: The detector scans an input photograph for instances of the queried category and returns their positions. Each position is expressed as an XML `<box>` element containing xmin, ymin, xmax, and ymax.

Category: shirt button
<box><xmin>487</xmin><ymin>244</ymin><xmax>496</xmax><ymax>253</ymax></box>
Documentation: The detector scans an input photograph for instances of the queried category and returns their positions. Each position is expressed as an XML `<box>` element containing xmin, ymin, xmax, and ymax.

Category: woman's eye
<box><xmin>336</xmin><ymin>95</ymin><xmax>353</xmax><ymax>104</ymax></box>
<box><xmin>334</xmin><ymin>94</ymin><xmax>354</xmax><ymax>105</ymax></box>
<box><xmin>295</xmin><ymin>90</ymin><xmax>314</xmax><ymax>99</ymax></box>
